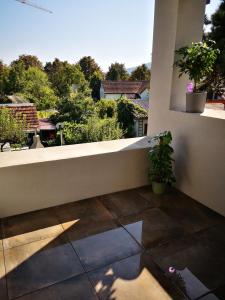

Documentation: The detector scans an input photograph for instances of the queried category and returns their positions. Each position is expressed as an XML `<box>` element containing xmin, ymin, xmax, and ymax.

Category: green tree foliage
<box><xmin>106</xmin><ymin>62</ymin><xmax>129</xmax><ymax>81</ymax></box>
<box><xmin>78</xmin><ymin>56</ymin><xmax>102</xmax><ymax>81</ymax></box>
<box><xmin>95</xmin><ymin>99</ymin><xmax>117</xmax><ymax>118</ymax></box>
<box><xmin>130</xmin><ymin>64</ymin><xmax>151</xmax><ymax>81</ymax></box>
<box><xmin>89</xmin><ymin>70</ymin><xmax>104</xmax><ymax>100</ymax></box>
<box><xmin>0</xmin><ymin>61</ymin><xmax>9</xmax><ymax>97</ymax></box>
<box><xmin>45</xmin><ymin>59</ymin><xmax>86</xmax><ymax>97</ymax></box>
<box><xmin>204</xmin><ymin>1</ymin><xmax>225</xmax><ymax>97</ymax></box>
<box><xmin>11</xmin><ymin>55</ymin><xmax>43</xmax><ymax>70</ymax></box>
<box><xmin>208</xmin><ymin>1</ymin><xmax>225</xmax><ymax>73</ymax></box>
<box><xmin>63</xmin><ymin>116</ymin><xmax>123</xmax><ymax>145</ymax></box>
<box><xmin>117</xmin><ymin>96</ymin><xmax>147</xmax><ymax>137</ymax></box>
<box><xmin>0</xmin><ymin>107</ymin><xmax>26</xmax><ymax>151</ymax></box>
<box><xmin>7</xmin><ymin>60</ymin><xmax>26</xmax><ymax>94</ymax></box>
<box><xmin>53</xmin><ymin>92</ymin><xmax>95</xmax><ymax>123</ymax></box>
<box><xmin>21</xmin><ymin>67</ymin><xmax>58</xmax><ymax>110</ymax></box>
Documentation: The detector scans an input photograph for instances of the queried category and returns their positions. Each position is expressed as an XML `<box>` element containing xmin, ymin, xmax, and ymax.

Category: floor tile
<box><xmin>150</xmin><ymin>226</ymin><xmax>225</xmax><ymax>300</ymax></box>
<box><xmin>63</xmin><ymin>218</ymin><xmax>119</xmax><ymax>243</ymax></box>
<box><xmin>199</xmin><ymin>285</ymin><xmax>225</xmax><ymax>300</ymax></box>
<box><xmin>54</xmin><ymin>197</ymin><xmax>113</xmax><ymax>225</ymax></box>
<box><xmin>4</xmin><ymin>235</ymin><xmax>84</xmax><ymax>299</ymax></box>
<box><xmin>89</xmin><ymin>252</ymin><xmax>187</xmax><ymax>300</ymax></box>
<box><xmin>72</xmin><ymin>227</ymin><xmax>141</xmax><ymax>272</ymax></box>
<box><xmin>137</xmin><ymin>186</ymin><xmax>224</xmax><ymax>234</ymax></box>
<box><xmin>100</xmin><ymin>189</ymin><xmax>153</xmax><ymax>218</ymax></box>
<box><xmin>119</xmin><ymin>208</ymin><xmax>184</xmax><ymax>249</ymax></box>
<box><xmin>0</xmin><ymin>250</ymin><xmax>7</xmax><ymax>300</ymax></box>
<box><xmin>17</xmin><ymin>274</ymin><xmax>98</xmax><ymax>300</ymax></box>
<box><xmin>2</xmin><ymin>209</ymin><xmax>64</xmax><ymax>249</ymax></box>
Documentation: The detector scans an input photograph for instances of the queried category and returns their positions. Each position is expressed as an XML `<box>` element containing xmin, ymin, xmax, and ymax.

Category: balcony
<box><xmin>0</xmin><ymin>0</ymin><xmax>225</xmax><ymax>299</ymax></box>
<box><xmin>1</xmin><ymin>186</ymin><xmax>225</xmax><ymax>300</ymax></box>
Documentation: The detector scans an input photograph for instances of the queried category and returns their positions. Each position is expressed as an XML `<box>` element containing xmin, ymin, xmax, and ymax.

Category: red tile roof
<box><xmin>38</xmin><ymin>118</ymin><xmax>56</xmax><ymax>131</ymax></box>
<box><xmin>131</xmin><ymin>99</ymin><xmax>149</xmax><ymax>112</ymax></box>
<box><xmin>102</xmin><ymin>81</ymin><xmax>149</xmax><ymax>95</ymax></box>
<box><xmin>0</xmin><ymin>103</ymin><xmax>39</xmax><ymax>131</ymax></box>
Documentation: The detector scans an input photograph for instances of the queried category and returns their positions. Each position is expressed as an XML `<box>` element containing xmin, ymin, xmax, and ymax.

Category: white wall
<box><xmin>105</xmin><ymin>94</ymin><xmax>122</xmax><ymax>100</ymax></box>
<box><xmin>100</xmin><ymin>84</ymin><xmax>105</xmax><ymax>99</ymax></box>
<box><xmin>0</xmin><ymin>138</ymin><xmax>149</xmax><ymax>217</ymax></box>
<box><xmin>149</xmin><ymin>0</ymin><xmax>225</xmax><ymax>216</ymax></box>
<box><xmin>140</xmin><ymin>89</ymin><xmax>150</xmax><ymax>101</ymax></box>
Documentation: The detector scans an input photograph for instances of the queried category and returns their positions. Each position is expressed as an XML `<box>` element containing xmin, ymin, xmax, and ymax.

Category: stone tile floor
<box><xmin>0</xmin><ymin>186</ymin><xmax>225</xmax><ymax>300</ymax></box>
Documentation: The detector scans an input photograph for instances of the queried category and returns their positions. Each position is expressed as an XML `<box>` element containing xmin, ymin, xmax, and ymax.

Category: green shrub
<box><xmin>62</xmin><ymin>116</ymin><xmax>123</xmax><ymax>145</ymax></box>
<box><xmin>95</xmin><ymin>99</ymin><xmax>117</xmax><ymax>119</ymax></box>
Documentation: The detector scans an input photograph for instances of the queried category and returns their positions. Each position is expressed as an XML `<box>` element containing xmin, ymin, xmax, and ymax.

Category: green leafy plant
<box><xmin>148</xmin><ymin>131</ymin><xmax>175</xmax><ymax>185</ymax></box>
<box><xmin>175</xmin><ymin>41</ymin><xmax>219</xmax><ymax>92</ymax></box>
<box><xmin>62</xmin><ymin>116</ymin><xmax>123</xmax><ymax>145</ymax></box>
<box><xmin>0</xmin><ymin>107</ymin><xmax>26</xmax><ymax>151</ymax></box>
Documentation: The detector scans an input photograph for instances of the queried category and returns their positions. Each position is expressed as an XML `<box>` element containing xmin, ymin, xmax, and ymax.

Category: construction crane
<box><xmin>14</xmin><ymin>0</ymin><xmax>53</xmax><ymax>14</ymax></box>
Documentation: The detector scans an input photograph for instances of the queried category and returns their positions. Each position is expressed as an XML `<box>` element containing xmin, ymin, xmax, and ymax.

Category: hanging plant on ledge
<box><xmin>148</xmin><ymin>131</ymin><xmax>175</xmax><ymax>195</ymax></box>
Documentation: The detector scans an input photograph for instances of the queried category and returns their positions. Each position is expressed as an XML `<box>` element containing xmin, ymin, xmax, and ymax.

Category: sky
<box><xmin>0</xmin><ymin>0</ymin><xmax>222</xmax><ymax>71</ymax></box>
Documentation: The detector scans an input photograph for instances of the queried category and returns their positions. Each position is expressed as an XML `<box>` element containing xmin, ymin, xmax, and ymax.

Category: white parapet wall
<box><xmin>0</xmin><ymin>137</ymin><xmax>149</xmax><ymax>218</ymax></box>
<box><xmin>149</xmin><ymin>0</ymin><xmax>225</xmax><ymax>217</ymax></box>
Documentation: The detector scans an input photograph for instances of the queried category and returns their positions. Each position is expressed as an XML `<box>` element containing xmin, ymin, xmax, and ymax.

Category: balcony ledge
<box><xmin>0</xmin><ymin>137</ymin><xmax>149</xmax><ymax>169</ymax></box>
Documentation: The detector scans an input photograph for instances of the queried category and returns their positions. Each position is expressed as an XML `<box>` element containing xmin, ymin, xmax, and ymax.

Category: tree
<box><xmin>78</xmin><ymin>56</ymin><xmax>102</xmax><ymax>81</ymax></box>
<box><xmin>54</xmin><ymin>92</ymin><xmax>95</xmax><ymax>123</ymax></box>
<box><xmin>45</xmin><ymin>59</ymin><xmax>86</xmax><ymax>97</ymax></box>
<box><xmin>117</xmin><ymin>96</ymin><xmax>147</xmax><ymax>137</ymax></box>
<box><xmin>89</xmin><ymin>70</ymin><xmax>104</xmax><ymax>100</ymax></box>
<box><xmin>11</xmin><ymin>55</ymin><xmax>43</xmax><ymax>70</ymax></box>
<box><xmin>130</xmin><ymin>64</ymin><xmax>151</xmax><ymax>81</ymax></box>
<box><xmin>208</xmin><ymin>1</ymin><xmax>225</xmax><ymax>73</ymax></box>
<box><xmin>0</xmin><ymin>107</ymin><xmax>26</xmax><ymax>151</ymax></box>
<box><xmin>6</xmin><ymin>60</ymin><xmax>26</xmax><ymax>94</ymax></box>
<box><xmin>0</xmin><ymin>61</ymin><xmax>9</xmax><ymax>97</ymax></box>
<box><xmin>21</xmin><ymin>67</ymin><xmax>58</xmax><ymax>110</ymax></box>
<box><xmin>95</xmin><ymin>99</ymin><xmax>117</xmax><ymax>118</ymax></box>
<box><xmin>106</xmin><ymin>62</ymin><xmax>129</xmax><ymax>81</ymax></box>
<box><xmin>204</xmin><ymin>1</ymin><xmax>225</xmax><ymax>97</ymax></box>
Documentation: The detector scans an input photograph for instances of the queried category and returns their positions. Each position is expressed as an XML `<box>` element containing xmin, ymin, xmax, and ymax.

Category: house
<box><xmin>100</xmin><ymin>80</ymin><xmax>150</xmax><ymax>100</ymax></box>
<box><xmin>100</xmin><ymin>80</ymin><xmax>150</xmax><ymax>137</ymax></box>
<box><xmin>131</xmin><ymin>99</ymin><xmax>149</xmax><ymax>137</ymax></box>
<box><xmin>0</xmin><ymin>103</ymin><xmax>56</xmax><ymax>147</ymax></box>
<box><xmin>0</xmin><ymin>103</ymin><xmax>39</xmax><ymax>133</ymax></box>
<box><xmin>38</xmin><ymin>118</ymin><xmax>56</xmax><ymax>143</ymax></box>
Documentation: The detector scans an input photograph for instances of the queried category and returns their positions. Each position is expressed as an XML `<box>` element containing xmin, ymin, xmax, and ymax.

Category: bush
<box><xmin>117</xmin><ymin>96</ymin><xmax>147</xmax><ymax>138</ymax></box>
<box><xmin>95</xmin><ymin>99</ymin><xmax>117</xmax><ymax>119</ymax></box>
<box><xmin>63</xmin><ymin>116</ymin><xmax>123</xmax><ymax>145</ymax></box>
<box><xmin>0</xmin><ymin>107</ymin><xmax>26</xmax><ymax>151</ymax></box>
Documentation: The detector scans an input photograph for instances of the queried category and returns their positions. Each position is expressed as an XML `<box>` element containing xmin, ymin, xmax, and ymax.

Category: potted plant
<box><xmin>175</xmin><ymin>41</ymin><xmax>219</xmax><ymax>113</ymax></box>
<box><xmin>148</xmin><ymin>131</ymin><xmax>175</xmax><ymax>194</ymax></box>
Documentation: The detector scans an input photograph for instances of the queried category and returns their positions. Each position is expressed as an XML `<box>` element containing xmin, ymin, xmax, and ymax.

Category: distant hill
<box><xmin>127</xmin><ymin>63</ymin><xmax>151</xmax><ymax>74</ymax></box>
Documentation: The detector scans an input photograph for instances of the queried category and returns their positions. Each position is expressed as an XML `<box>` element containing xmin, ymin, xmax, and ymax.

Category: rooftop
<box><xmin>0</xmin><ymin>103</ymin><xmax>39</xmax><ymax>131</ymax></box>
<box><xmin>131</xmin><ymin>99</ymin><xmax>149</xmax><ymax>111</ymax></box>
<box><xmin>38</xmin><ymin>118</ymin><xmax>56</xmax><ymax>131</ymax></box>
<box><xmin>102</xmin><ymin>81</ymin><xmax>149</xmax><ymax>95</ymax></box>
<box><xmin>0</xmin><ymin>186</ymin><xmax>224</xmax><ymax>300</ymax></box>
